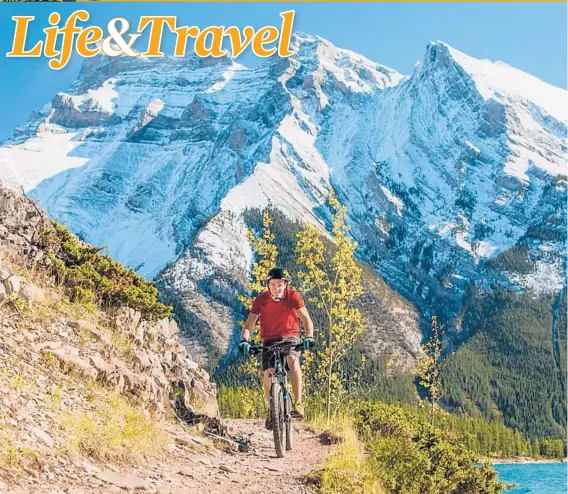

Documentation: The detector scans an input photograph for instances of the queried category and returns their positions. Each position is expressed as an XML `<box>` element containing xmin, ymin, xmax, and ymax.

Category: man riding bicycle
<box><xmin>239</xmin><ymin>267</ymin><xmax>314</xmax><ymax>429</ymax></box>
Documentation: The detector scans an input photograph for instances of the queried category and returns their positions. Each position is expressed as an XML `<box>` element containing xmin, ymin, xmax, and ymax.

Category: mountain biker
<box><xmin>239</xmin><ymin>267</ymin><xmax>314</xmax><ymax>429</ymax></box>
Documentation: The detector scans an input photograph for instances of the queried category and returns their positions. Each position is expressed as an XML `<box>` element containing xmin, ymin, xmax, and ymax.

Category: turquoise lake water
<box><xmin>494</xmin><ymin>463</ymin><xmax>567</xmax><ymax>493</ymax></box>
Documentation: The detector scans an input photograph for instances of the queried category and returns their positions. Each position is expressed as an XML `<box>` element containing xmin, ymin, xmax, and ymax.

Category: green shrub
<box><xmin>42</xmin><ymin>221</ymin><xmax>171</xmax><ymax>320</ymax></box>
<box><xmin>352</xmin><ymin>401</ymin><xmax>506</xmax><ymax>494</ymax></box>
<box><xmin>367</xmin><ymin>436</ymin><xmax>430</xmax><ymax>493</ymax></box>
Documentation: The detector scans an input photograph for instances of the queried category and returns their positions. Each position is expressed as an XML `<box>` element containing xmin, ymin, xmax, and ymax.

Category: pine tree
<box><xmin>532</xmin><ymin>439</ymin><xmax>541</xmax><ymax>458</ymax></box>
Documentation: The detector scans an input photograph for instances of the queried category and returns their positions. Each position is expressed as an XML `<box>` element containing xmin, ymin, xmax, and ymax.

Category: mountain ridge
<box><xmin>0</xmin><ymin>35</ymin><xmax>565</xmax><ymax>369</ymax></box>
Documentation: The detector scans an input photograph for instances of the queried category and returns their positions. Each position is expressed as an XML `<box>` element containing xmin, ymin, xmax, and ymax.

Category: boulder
<box><xmin>45</xmin><ymin>345</ymin><xmax>98</xmax><ymax>380</ymax></box>
<box><xmin>132</xmin><ymin>349</ymin><xmax>151</xmax><ymax>371</ymax></box>
<box><xmin>69</xmin><ymin>320</ymin><xmax>111</xmax><ymax>345</ymax></box>
<box><xmin>96</xmin><ymin>471</ymin><xmax>152</xmax><ymax>491</ymax></box>
<box><xmin>20</xmin><ymin>283</ymin><xmax>45</xmax><ymax>309</ymax></box>
<box><xmin>35</xmin><ymin>340</ymin><xmax>62</xmax><ymax>352</ymax></box>
<box><xmin>88</xmin><ymin>354</ymin><xmax>113</xmax><ymax>380</ymax></box>
<box><xmin>3</xmin><ymin>275</ymin><xmax>24</xmax><ymax>297</ymax></box>
<box><xmin>115</xmin><ymin>308</ymin><xmax>142</xmax><ymax>334</ymax></box>
<box><xmin>0</xmin><ymin>266</ymin><xmax>13</xmax><ymax>282</ymax></box>
<box><xmin>29</xmin><ymin>427</ymin><xmax>55</xmax><ymax>448</ymax></box>
<box><xmin>0</xmin><ymin>283</ymin><xmax>7</xmax><ymax>305</ymax></box>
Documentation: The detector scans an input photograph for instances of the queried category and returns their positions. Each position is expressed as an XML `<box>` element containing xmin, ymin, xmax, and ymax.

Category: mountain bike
<box><xmin>248</xmin><ymin>340</ymin><xmax>304</xmax><ymax>458</ymax></box>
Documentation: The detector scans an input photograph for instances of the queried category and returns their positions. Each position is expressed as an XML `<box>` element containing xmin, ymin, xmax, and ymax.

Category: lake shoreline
<box><xmin>490</xmin><ymin>457</ymin><xmax>566</xmax><ymax>465</ymax></box>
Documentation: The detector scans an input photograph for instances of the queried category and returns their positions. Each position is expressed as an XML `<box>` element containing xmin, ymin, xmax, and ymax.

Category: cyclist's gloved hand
<box><xmin>303</xmin><ymin>337</ymin><xmax>314</xmax><ymax>351</ymax></box>
<box><xmin>239</xmin><ymin>339</ymin><xmax>250</xmax><ymax>355</ymax></box>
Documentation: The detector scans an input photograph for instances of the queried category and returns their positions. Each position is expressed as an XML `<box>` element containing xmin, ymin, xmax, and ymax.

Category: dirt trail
<box><xmin>2</xmin><ymin>420</ymin><xmax>333</xmax><ymax>494</ymax></box>
<box><xmin>163</xmin><ymin>419</ymin><xmax>332</xmax><ymax>494</ymax></box>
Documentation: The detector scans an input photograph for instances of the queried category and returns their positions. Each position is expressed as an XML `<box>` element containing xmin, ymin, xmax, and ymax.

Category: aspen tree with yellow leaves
<box><xmin>416</xmin><ymin>315</ymin><xmax>444</xmax><ymax>426</ymax></box>
<box><xmin>237</xmin><ymin>210</ymin><xmax>278</xmax><ymax>379</ymax></box>
<box><xmin>295</xmin><ymin>188</ymin><xmax>364</xmax><ymax>423</ymax></box>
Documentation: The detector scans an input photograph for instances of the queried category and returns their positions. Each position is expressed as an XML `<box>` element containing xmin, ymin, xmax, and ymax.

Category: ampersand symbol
<box><xmin>101</xmin><ymin>17</ymin><xmax>141</xmax><ymax>57</ymax></box>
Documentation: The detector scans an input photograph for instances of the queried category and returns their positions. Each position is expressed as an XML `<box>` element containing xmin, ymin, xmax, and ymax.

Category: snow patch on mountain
<box><xmin>66</xmin><ymin>78</ymin><xmax>119</xmax><ymax>114</ymax></box>
<box><xmin>443</xmin><ymin>42</ymin><xmax>567</xmax><ymax>124</ymax></box>
<box><xmin>0</xmin><ymin>126</ymin><xmax>89</xmax><ymax>190</ymax></box>
<box><xmin>205</xmin><ymin>63</ymin><xmax>246</xmax><ymax>93</ymax></box>
<box><xmin>511</xmin><ymin>260</ymin><xmax>565</xmax><ymax>297</ymax></box>
<box><xmin>380</xmin><ymin>186</ymin><xmax>403</xmax><ymax>216</ymax></box>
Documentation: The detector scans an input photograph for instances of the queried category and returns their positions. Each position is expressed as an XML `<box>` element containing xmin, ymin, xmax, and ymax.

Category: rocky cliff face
<box><xmin>0</xmin><ymin>35</ymin><xmax>564</xmax><ymax>367</ymax></box>
<box><xmin>0</xmin><ymin>185</ymin><xmax>217</xmax><ymax>420</ymax></box>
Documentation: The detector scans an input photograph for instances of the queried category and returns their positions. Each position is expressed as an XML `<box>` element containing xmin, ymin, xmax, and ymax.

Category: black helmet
<box><xmin>266</xmin><ymin>267</ymin><xmax>291</xmax><ymax>286</ymax></box>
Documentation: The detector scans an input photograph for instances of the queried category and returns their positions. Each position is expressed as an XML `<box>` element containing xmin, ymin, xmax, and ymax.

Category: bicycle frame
<box><xmin>250</xmin><ymin>341</ymin><xmax>302</xmax><ymax>418</ymax></box>
<box><xmin>247</xmin><ymin>341</ymin><xmax>303</xmax><ymax>457</ymax></box>
<box><xmin>268</xmin><ymin>346</ymin><xmax>292</xmax><ymax>419</ymax></box>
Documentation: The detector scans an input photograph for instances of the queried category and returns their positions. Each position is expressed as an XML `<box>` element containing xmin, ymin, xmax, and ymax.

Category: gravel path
<box><xmin>2</xmin><ymin>420</ymin><xmax>333</xmax><ymax>494</ymax></box>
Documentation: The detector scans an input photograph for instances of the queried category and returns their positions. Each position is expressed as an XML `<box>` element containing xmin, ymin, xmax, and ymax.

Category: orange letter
<box><xmin>224</xmin><ymin>26</ymin><xmax>254</xmax><ymax>58</ymax></box>
<box><xmin>138</xmin><ymin>16</ymin><xmax>176</xmax><ymax>57</ymax></box>
<box><xmin>252</xmin><ymin>26</ymin><xmax>279</xmax><ymax>58</ymax></box>
<box><xmin>43</xmin><ymin>12</ymin><xmax>61</xmax><ymax>58</ymax></box>
<box><xmin>173</xmin><ymin>25</ymin><xmax>199</xmax><ymax>57</ymax></box>
<box><xmin>7</xmin><ymin>16</ymin><xmax>42</xmax><ymax>57</ymax></box>
<box><xmin>50</xmin><ymin>10</ymin><xmax>90</xmax><ymax>70</ymax></box>
<box><xmin>194</xmin><ymin>27</ymin><xmax>227</xmax><ymax>58</ymax></box>
<box><xmin>76</xmin><ymin>26</ymin><xmax>103</xmax><ymax>57</ymax></box>
<box><xmin>278</xmin><ymin>10</ymin><xmax>295</xmax><ymax>57</ymax></box>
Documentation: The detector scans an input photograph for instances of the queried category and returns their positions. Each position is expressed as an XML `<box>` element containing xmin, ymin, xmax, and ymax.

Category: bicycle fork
<box><xmin>268</xmin><ymin>374</ymin><xmax>290</xmax><ymax>419</ymax></box>
<box><xmin>281</xmin><ymin>374</ymin><xmax>291</xmax><ymax>419</ymax></box>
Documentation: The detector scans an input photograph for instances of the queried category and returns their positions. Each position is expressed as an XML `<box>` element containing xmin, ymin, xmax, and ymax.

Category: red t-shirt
<box><xmin>250</xmin><ymin>288</ymin><xmax>305</xmax><ymax>342</ymax></box>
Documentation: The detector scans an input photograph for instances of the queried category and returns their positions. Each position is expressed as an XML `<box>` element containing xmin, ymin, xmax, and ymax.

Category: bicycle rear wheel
<box><xmin>270</xmin><ymin>383</ymin><xmax>285</xmax><ymax>458</ymax></box>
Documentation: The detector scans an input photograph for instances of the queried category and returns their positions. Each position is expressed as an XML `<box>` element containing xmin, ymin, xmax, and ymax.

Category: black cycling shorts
<box><xmin>262</xmin><ymin>337</ymin><xmax>301</xmax><ymax>371</ymax></box>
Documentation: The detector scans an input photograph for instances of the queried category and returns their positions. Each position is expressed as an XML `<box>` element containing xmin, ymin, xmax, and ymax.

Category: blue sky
<box><xmin>0</xmin><ymin>2</ymin><xmax>565</xmax><ymax>142</ymax></box>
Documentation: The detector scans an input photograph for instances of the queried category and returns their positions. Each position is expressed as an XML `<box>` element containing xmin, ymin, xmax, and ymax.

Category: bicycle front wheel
<box><xmin>285</xmin><ymin>409</ymin><xmax>293</xmax><ymax>451</ymax></box>
<box><xmin>270</xmin><ymin>383</ymin><xmax>285</xmax><ymax>458</ymax></box>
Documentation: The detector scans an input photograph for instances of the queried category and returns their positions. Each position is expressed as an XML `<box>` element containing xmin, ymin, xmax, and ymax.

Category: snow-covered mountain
<box><xmin>1</xmin><ymin>34</ymin><xmax>565</xmax><ymax>364</ymax></box>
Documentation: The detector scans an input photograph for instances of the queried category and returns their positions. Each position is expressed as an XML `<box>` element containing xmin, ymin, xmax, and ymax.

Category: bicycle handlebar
<box><xmin>247</xmin><ymin>341</ymin><xmax>304</xmax><ymax>356</ymax></box>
